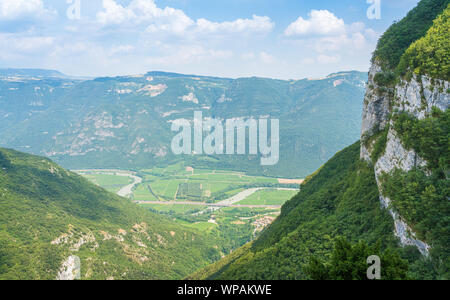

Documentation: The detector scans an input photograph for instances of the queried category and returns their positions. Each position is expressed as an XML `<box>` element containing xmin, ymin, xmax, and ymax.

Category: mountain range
<box><xmin>0</xmin><ymin>69</ymin><xmax>367</xmax><ymax>178</ymax></box>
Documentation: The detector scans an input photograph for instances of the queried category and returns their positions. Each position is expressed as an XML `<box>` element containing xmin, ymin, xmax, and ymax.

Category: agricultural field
<box><xmin>140</xmin><ymin>203</ymin><xmax>208</xmax><ymax>215</ymax></box>
<box><xmin>77</xmin><ymin>172</ymin><xmax>133</xmax><ymax>193</ymax></box>
<box><xmin>133</xmin><ymin>164</ymin><xmax>295</xmax><ymax>204</ymax></box>
<box><xmin>79</xmin><ymin>163</ymin><xmax>302</xmax><ymax>256</ymax></box>
<box><xmin>237</xmin><ymin>189</ymin><xmax>299</xmax><ymax>206</ymax></box>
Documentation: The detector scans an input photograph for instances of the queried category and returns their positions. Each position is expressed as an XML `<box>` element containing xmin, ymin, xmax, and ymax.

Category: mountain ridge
<box><xmin>0</xmin><ymin>68</ymin><xmax>367</xmax><ymax>178</ymax></box>
<box><xmin>190</xmin><ymin>0</ymin><xmax>449</xmax><ymax>280</ymax></box>
<box><xmin>0</xmin><ymin>67</ymin><xmax>364</xmax><ymax>82</ymax></box>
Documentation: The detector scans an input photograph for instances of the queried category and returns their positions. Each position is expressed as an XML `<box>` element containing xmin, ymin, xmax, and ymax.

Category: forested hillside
<box><xmin>191</xmin><ymin>0</ymin><xmax>449</xmax><ymax>280</ymax></box>
<box><xmin>0</xmin><ymin>148</ymin><xmax>220</xmax><ymax>280</ymax></box>
<box><xmin>189</xmin><ymin>143</ymin><xmax>415</xmax><ymax>280</ymax></box>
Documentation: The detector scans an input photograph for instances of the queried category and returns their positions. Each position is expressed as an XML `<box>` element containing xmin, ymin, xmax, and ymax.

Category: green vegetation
<box><xmin>238</xmin><ymin>189</ymin><xmax>298</xmax><ymax>206</ymax></box>
<box><xmin>79</xmin><ymin>164</ymin><xmax>297</xmax><ymax>264</ymax></box>
<box><xmin>397</xmin><ymin>4</ymin><xmax>450</xmax><ymax>80</ymax></box>
<box><xmin>251</xmin><ymin>143</ymin><xmax>393</xmax><ymax>252</ymax></box>
<box><xmin>379</xmin><ymin>108</ymin><xmax>450</xmax><ymax>278</ymax></box>
<box><xmin>79</xmin><ymin>173</ymin><xmax>132</xmax><ymax>193</ymax></box>
<box><xmin>144</xmin><ymin>204</ymin><xmax>207</xmax><ymax>215</ymax></box>
<box><xmin>129</xmin><ymin>165</ymin><xmax>296</xmax><ymax>204</ymax></box>
<box><xmin>0</xmin><ymin>148</ymin><xmax>222</xmax><ymax>280</ymax></box>
<box><xmin>177</xmin><ymin>183</ymin><xmax>203</xmax><ymax>200</ymax></box>
<box><xmin>174</xmin><ymin>207</ymin><xmax>278</xmax><ymax>258</ymax></box>
<box><xmin>371</xmin><ymin>128</ymin><xmax>389</xmax><ymax>163</ymax></box>
<box><xmin>393</xmin><ymin>108</ymin><xmax>449</xmax><ymax>172</ymax></box>
<box><xmin>306</xmin><ymin>238</ymin><xmax>408</xmax><ymax>280</ymax></box>
<box><xmin>373</xmin><ymin>0</ymin><xmax>449</xmax><ymax>70</ymax></box>
<box><xmin>190</xmin><ymin>143</ymin><xmax>421</xmax><ymax>280</ymax></box>
<box><xmin>381</xmin><ymin>168</ymin><xmax>449</xmax><ymax>278</ymax></box>
<box><xmin>373</xmin><ymin>71</ymin><xmax>397</xmax><ymax>87</ymax></box>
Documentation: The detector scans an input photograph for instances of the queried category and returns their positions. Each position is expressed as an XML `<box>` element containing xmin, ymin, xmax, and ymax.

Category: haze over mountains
<box><xmin>0</xmin><ymin>69</ymin><xmax>366</xmax><ymax>178</ymax></box>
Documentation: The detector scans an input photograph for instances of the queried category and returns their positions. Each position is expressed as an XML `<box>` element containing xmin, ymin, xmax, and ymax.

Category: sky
<box><xmin>0</xmin><ymin>0</ymin><xmax>421</xmax><ymax>79</ymax></box>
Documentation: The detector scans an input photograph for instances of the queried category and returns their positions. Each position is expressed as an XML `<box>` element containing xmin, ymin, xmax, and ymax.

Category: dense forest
<box><xmin>190</xmin><ymin>0</ymin><xmax>450</xmax><ymax>280</ymax></box>
<box><xmin>189</xmin><ymin>143</ymin><xmax>426</xmax><ymax>280</ymax></box>
<box><xmin>373</xmin><ymin>0</ymin><xmax>449</xmax><ymax>71</ymax></box>
<box><xmin>0</xmin><ymin>148</ymin><xmax>221</xmax><ymax>280</ymax></box>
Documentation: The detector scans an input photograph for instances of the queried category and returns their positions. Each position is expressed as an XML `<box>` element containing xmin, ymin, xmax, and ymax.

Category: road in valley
<box><xmin>135</xmin><ymin>200</ymin><xmax>282</xmax><ymax>209</ymax></box>
<box><xmin>75</xmin><ymin>169</ymin><xmax>300</xmax><ymax>210</ymax></box>
<box><xmin>117</xmin><ymin>174</ymin><xmax>142</xmax><ymax>198</ymax></box>
<box><xmin>135</xmin><ymin>187</ymin><xmax>300</xmax><ymax>215</ymax></box>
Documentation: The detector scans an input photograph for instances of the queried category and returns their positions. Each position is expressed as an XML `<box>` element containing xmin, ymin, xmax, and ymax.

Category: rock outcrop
<box><xmin>361</xmin><ymin>68</ymin><xmax>449</xmax><ymax>255</ymax></box>
<box><xmin>361</xmin><ymin>62</ymin><xmax>391</xmax><ymax>145</ymax></box>
<box><xmin>56</xmin><ymin>255</ymin><xmax>81</xmax><ymax>280</ymax></box>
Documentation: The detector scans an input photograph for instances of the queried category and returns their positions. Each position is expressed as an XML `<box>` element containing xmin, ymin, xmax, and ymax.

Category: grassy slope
<box><xmin>0</xmin><ymin>148</ymin><xmax>219</xmax><ymax>280</ymax></box>
<box><xmin>189</xmin><ymin>143</ymin><xmax>399</xmax><ymax>280</ymax></box>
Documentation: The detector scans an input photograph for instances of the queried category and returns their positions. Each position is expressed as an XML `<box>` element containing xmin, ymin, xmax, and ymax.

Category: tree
<box><xmin>306</xmin><ymin>238</ymin><xmax>409</xmax><ymax>280</ymax></box>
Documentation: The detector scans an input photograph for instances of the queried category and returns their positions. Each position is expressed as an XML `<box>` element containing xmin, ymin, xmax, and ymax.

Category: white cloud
<box><xmin>284</xmin><ymin>10</ymin><xmax>345</xmax><ymax>37</ymax></box>
<box><xmin>260</xmin><ymin>52</ymin><xmax>275</xmax><ymax>64</ymax></box>
<box><xmin>0</xmin><ymin>0</ymin><xmax>55</xmax><ymax>21</ymax></box>
<box><xmin>284</xmin><ymin>10</ymin><xmax>380</xmax><ymax>56</ymax></box>
<box><xmin>196</xmin><ymin>15</ymin><xmax>274</xmax><ymax>35</ymax></box>
<box><xmin>0</xmin><ymin>1</ymin><xmax>380</xmax><ymax>79</ymax></box>
<box><xmin>97</xmin><ymin>0</ymin><xmax>135</xmax><ymax>25</ymax></box>
<box><xmin>97</xmin><ymin>0</ymin><xmax>273</xmax><ymax>36</ymax></box>
<box><xmin>98</xmin><ymin>0</ymin><xmax>194</xmax><ymax>34</ymax></box>
<box><xmin>314</xmin><ymin>28</ymin><xmax>379</xmax><ymax>53</ymax></box>
<box><xmin>241</xmin><ymin>52</ymin><xmax>256</xmax><ymax>60</ymax></box>
<box><xmin>0</xmin><ymin>33</ymin><xmax>54</xmax><ymax>53</ymax></box>
<box><xmin>298</xmin><ymin>55</ymin><xmax>340</xmax><ymax>65</ymax></box>
<box><xmin>145</xmin><ymin>45</ymin><xmax>233</xmax><ymax>66</ymax></box>
<box><xmin>300</xmin><ymin>57</ymin><xmax>315</xmax><ymax>65</ymax></box>
<box><xmin>109</xmin><ymin>45</ymin><xmax>135</xmax><ymax>55</ymax></box>
<box><xmin>317</xmin><ymin>54</ymin><xmax>340</xmax><ymax>64</ymax></box>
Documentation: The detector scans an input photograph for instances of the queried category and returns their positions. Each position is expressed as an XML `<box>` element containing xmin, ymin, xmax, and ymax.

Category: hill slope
<box><xmin>192</xmin><ymin>0</ymin><xmax>449</xmax><ymax>280</ymax></box>
<box><xmin>361</xmin><ymin>0</ymin><xmax>449</xmax><ymax>275</ymax></box>
<box><xmin>188</xmin><ymin>143</ymin><xmax>404</xmax><ymax>279</ymax></box>
<box><xmin>0</xmin><ymin>148</ymin><xmax>220</xmax><ymax>280</ymax></box>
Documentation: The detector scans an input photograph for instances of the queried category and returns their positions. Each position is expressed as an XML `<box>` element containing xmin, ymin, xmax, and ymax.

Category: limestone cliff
<box><xmin>360</xmin><ymin>0</ymin><xmax>450</xmax><ymax>257</ymax></box>
<box><xmin>361</xmin><ymin>65</ymin><xmax>449</xmax><ymax>256</ymax></box>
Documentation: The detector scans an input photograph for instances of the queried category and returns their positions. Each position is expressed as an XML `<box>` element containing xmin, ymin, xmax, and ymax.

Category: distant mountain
<box><xmin>0</xmin><ymin>69</ymin><xmax>367</xmax><ymax>178</ymax></box>
<box><xmin>0</xmin><ymin>68</ymin><xmax>68</xmax><ymax>78</ymax></box>
<box><xmin>0</xmin><ymin>147</ymin><xmax>220</xmax><ymax>280</ymax></box>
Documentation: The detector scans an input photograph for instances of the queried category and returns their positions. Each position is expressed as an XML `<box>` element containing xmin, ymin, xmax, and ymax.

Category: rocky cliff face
<box><xmin>360</xmin><ymin>62</ymin><xmax>391</xmax><ymax>151</ymax></box>
<box><xmin>361</xmin><ymin>63</ymin><xmax>449</xmax><ymax>255</ymax></box>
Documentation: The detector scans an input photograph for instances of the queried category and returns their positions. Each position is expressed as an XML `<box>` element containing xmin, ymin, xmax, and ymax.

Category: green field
<box><xmin>78</xmin><ymin>173</ymin><xmax>132</xmax><ymax>193</ymax></box>
<box><xmin>134</xmin><ymin>164</ymin><xmax>296</xmax><ymax>205</ymax></box>
<box><xmin>177</xmin><ymin>182</ymin><xmax>203</xmax><ymax>200</ymax></box>
<box><xmin>140</xmin><ymin>203</ymin><xmax>208</xmax><ymax>214</ymax></box>
<box><xmin>79</xmin><ymin>164</ymin><xmax>301</xmax><ymax>256</ymax></box>
<box><xmin>237</xmin><ymin>189</ymin><xmax>298</xmax><ymax>206</ymax></box>
<box><xmin>134</xmin><ymin>184</ymin><xmax>159</xmax><ymax>201</ymax></box>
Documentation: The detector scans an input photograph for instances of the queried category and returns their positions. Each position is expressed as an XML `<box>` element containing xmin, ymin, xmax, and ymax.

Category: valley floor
<box><xmin>76</xmin><ymin>164</ymin><xmax>302</xmax><ymax>258</ymax></box>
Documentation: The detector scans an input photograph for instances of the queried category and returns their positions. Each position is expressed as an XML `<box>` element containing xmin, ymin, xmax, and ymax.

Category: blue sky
<box><xmin>0</xmin><ymin>0</ymin><xmax>420</xmax><ymax>79</ymax></box>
